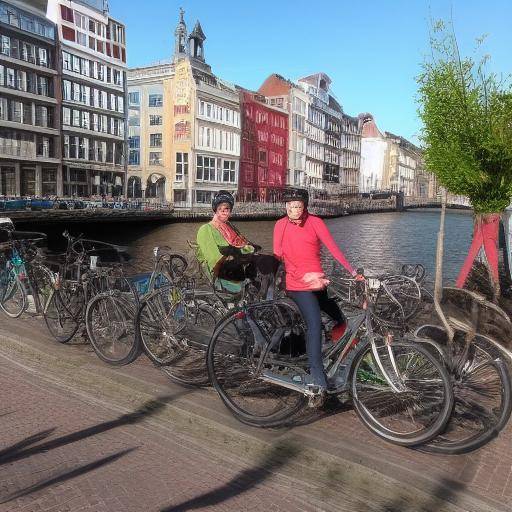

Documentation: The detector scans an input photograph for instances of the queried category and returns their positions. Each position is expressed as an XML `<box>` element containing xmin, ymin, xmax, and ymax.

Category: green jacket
<box><xmin>196</xmin><ymin>223</ymin><xmax>230</xmax><ymax>272</ymax></box>
<box><xmin>196</xmin><ymin>222</ymin><xmax>254</xmax><ymax>273</ymax></box>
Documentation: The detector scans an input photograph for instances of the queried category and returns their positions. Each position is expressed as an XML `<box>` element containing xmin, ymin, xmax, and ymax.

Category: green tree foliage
<box><xmin>417</xmin><ymin>22</ymin><xmax>512</xmax><ymax>214</ymax></box>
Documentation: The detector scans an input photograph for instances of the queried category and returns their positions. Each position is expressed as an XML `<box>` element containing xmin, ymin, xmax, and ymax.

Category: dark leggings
<box><xmin>287</xmin><ymin>289</ymin><xmax>345</xmax><ymax>387</ymax></box>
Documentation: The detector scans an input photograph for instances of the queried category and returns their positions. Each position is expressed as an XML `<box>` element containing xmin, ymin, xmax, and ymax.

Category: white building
<box><xmin>47</xmin><ymin>0</ymin><xmax>127</xmax><ymax>197</ymax></box>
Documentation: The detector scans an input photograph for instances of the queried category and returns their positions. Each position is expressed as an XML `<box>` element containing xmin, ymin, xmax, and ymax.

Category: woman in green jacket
<box><xmin>196</xmin><ymin>190</ymin><xmax>278</xmax><ymax>297</ymax></box>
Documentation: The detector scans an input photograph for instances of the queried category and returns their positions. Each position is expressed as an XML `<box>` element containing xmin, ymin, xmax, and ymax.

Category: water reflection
<box><xmin>44</xmin><ymin>209</ymin><xmax>473</xmax><ymax>283</ymax></box>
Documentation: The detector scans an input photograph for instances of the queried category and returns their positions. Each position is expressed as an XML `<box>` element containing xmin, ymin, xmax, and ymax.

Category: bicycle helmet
<box><xmin>212</xmin><ymin>190</ymin><xmax>235</xmax><ymax>212</ymax></box>
<box><xmin>282</xmin><ymin>188</ymin><xmax>309</xmax><ymax>207</ymax></box>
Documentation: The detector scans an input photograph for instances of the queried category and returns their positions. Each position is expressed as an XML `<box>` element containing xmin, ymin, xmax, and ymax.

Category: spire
<box><xmin>188</xmin><ymin>20</ymin><xmax>206</xmax><ymax>62</ymax></box>
<box><xmin>173</xmin><ymin>7</ymin><xmax>188</xmax><ymax>61</ymax></box>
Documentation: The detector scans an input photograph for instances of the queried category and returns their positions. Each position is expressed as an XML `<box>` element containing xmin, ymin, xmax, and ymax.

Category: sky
<box><xmin>110</xmin><ymin>0</ymin><xmax>511</xmax><ymax>144</ymax></box>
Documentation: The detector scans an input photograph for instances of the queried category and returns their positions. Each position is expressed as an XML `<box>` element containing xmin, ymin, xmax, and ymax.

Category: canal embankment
<box><xmin>4</xmin><ymin>197</ymin><xmax>468</xmax><ymax>227</ymax></box>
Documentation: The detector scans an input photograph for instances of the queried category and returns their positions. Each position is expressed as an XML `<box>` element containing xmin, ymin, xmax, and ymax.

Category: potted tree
<box><xmin>417</xmin><ymin>21</ymin><xmax>512</xmax><ymax>300</ymax></box>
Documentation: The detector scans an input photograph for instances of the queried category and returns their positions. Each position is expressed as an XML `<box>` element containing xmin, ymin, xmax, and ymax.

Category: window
<box><xmin>62</xmin><ymin>26</ymin><xmax>75</xmax><ymax>42</ymax></box>
<box><xmin>76</xmin><ymin>32</ymin><xmax>87</xmax><ymax>47</ymax></box>
<box><xmin>195</xmin><ymin>190</ymin><xmax>214</xmax><ymax>204</ymax></box>
<box><xmin>60</xmin><ymin>5</ymin><xmax>74</xmax><ymax>22</ymax></box>
<box><xmin>222</xmin><ymin>160</ymin><xmax>236</xmax><ymax>183</ymax></box>
<box><xmin>175</xmin><ymin>152</ymin><xmax>188</xmax><ymax>182</ymax></box>
<box><xmin>196</xmin><ymin>155</ymin><xmax>216</xmax><ymax>181</ymax></box>
<box><xmin>148</xmin><ymin>94</ymin><xmax>163</xmax><ymax>107</ymax></box>
<box><xmin>149</xmin><ymin>152</ymin><xmax>162</xmax><ymax>165</ymax></box>
<box><xmin>81</xmin><ymin>111</ymin><xmax>89</xmax><ymax>129</ymax></box>
<box><xmin>174</xmin><ymin>190</ymin><xmax>187</xmax><ymax>203</ymax></box>
<box><xmin>128</xmin><ymin>116</ymin><xmax>139</xmax><ymax>126</ymax></box>
<box><xmin>62</xmin><ymin>107</ymin><xmax>71</xmax><ymax>125</ymax></box>
<box><xmin>259</xmin><ymin>150</ymin><xmax>267</xmax><ymax>164</ymax></box>
<box><xmin>38</xmin><ymin>48</ymin><xmax>48</xmax><ymax>67</ymax></box>
<box><xmin>150</xmin><ymin>115</ymin><xmax>162</xmax><ymax>125</ymax></box>
<box><xmin>62</xmin><ymin>51</ymin><xmax>71</xmax><ymax>70</ymax></box>
<box><xmin>1</xmin><ymin>35</ymin><xmax>9</xmax><ymax>56</ymax></box>
<box><xmin>72</xmin><ymin>55</ymin><xmax>80</xmax><ymax>73</ymax></box>
<box><xmin>72</xmin><ymin>108</ymin><xmax>80</xmax><ymax>126</ymax></box>
<box><xmin>63</xmin><ymin>80</ymin><xmax>71</xmax><ymax>100</ymax></box>
<box><xmin>74</xmin><ymin>12</ymin><xmax>87</xmax><ymax>30</ymax></box>
<box><xmin>149</xmin><ymin>133</ymin><xmax>162</xmax><ymax>147</ymax></box>
<box><xmin>128</xmin><ymin>91</ymin><xmax>139</xmax><ymax>105</ymax></box>
<box><xmin>128</xmin><ymin>150</ymin><xmax>140</xmax><ymax>165</ymax></box>
<box><xmin>6</xmin><ymin>68</ymin><xmax>15</xmax><ymax>88</ymax></box>
<box><xmin>129</xmin><ymin>136</ymin><xmax>140</xmax><ymax>149</ymax></box>
<box><xmin>42</xmin><ymin>169</ymin><xmax>57</xmax><ymax>196</ymax></box>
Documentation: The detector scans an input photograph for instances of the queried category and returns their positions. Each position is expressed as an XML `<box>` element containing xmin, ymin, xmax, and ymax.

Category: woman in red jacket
<box><xmin>273</xmin><ymin>188</ymin><xmax>358</xmax><ymax>391</ymax></box>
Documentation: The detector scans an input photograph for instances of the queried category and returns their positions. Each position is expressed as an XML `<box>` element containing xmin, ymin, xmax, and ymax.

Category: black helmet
<box><xmin>283</xmin><ymin>188</ymin><xmax>309</xmax><ymax>207</ymax></box>
<box><xmin>212</xmin><ymin>190</ymin><xmax>235</xmax><ymax>211</ymax></box>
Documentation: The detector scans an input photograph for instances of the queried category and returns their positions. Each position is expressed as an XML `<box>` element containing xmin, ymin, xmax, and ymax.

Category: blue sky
<box><xmin>111</xmin><ymin>0</ymin><xmax>511</xmax><ymax>144</ymax></box>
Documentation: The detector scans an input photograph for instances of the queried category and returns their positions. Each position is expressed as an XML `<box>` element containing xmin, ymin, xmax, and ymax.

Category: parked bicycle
<box><xmin>135</xmin><ymin>241</ymin><xmax>270</xmax><ymax>386</ymax></box>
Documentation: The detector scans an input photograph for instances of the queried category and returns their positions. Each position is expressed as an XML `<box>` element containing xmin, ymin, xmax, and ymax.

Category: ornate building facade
<box><xmin>127</xmin><ymin>9</ymin><xmax>240</xmax><ymax>206</ymax></box>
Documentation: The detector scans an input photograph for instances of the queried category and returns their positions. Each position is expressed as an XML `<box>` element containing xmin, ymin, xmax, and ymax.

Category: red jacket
<box><xmin>273</xmin><ymin>214</ymin><xmax>355</xmax><ymax>291</ymax></box>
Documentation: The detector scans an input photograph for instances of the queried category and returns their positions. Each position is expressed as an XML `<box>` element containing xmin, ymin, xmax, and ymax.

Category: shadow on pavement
<box><xmin>0</xmin><ymin>390</ymin><xmax>192</xmax><ymax>465</ymax></box>
<box><xmin>381</xmin><ymin>476</ymin><xmax>466</xmax><ymax>512</ymax></box>
<box><xmin>160</xmin><ymin>439</ymin><xmax>301</xmax><ymax>512</ymax></box>
<box><xmin>0</xmin><ymin>447</ymin><xmax>137</xmax><ymax>504</ymax></box>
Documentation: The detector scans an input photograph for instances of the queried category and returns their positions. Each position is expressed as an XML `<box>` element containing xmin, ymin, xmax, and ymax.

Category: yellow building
<box><xmin>127</xmin><ymin>9</ymin><xmax>241</xmax><ymax>206</ymax></box>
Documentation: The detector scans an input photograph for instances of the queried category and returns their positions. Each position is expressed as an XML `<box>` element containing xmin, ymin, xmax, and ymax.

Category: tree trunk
<box><xmin>456</xmin><ymin>213</ymin><xmax>501</xmax><ymax>299</ymax></box>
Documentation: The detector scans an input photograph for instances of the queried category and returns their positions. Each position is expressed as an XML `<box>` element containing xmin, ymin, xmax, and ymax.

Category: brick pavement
<box><xmin>0</xmin><ymin>314</ymin><xmax>511</xmax><ymax>512</ymax></box>
<box><xmin>0</xmin><ymin>358</ymin><xmax>319</xmax><ymax>512</ymax></box>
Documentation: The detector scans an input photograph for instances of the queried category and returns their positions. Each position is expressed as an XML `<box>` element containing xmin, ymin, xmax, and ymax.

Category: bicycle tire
<box><xmin>161</xmin><ymin>302</ymin><xmax>219</xmax><ymax>387</ymax></box>
<box><xmin>43</xmin><ymin>283</ymin><xmax>83</xmax><ymax>343</ymax></box>
<box><xmin>350</xmin><ymin>340</ymin><xmax>454</xmax><ymax>447</ymax></box>
<box><xmin>136</xmin><ymin>287</ymin><xmax>189</xmax><ymax>366</ymax></box>
<box><xmin>415</xmin><ymin>325</ymin><xmax>512</xmax><ymax>454</ymax></box>
<box><xmin>207</xmin><ymin>300</ymin><xmax>307</xmax><ymax>427</ymax></box>
<box><xmin>0</xmin><ymin>270</ymin><xmax>26</xmax><ymax>318</ymax></box>
<box><xmin>85</xmin><ymin>292</ymin><xmax>141</xmax><ymax>366</ymax></box>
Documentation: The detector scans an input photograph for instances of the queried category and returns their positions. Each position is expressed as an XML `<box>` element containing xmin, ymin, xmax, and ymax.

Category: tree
<box><xmin>417</xmin><ymin>21</ymin><xmax>512</xmax><ymax>297</ymax></box>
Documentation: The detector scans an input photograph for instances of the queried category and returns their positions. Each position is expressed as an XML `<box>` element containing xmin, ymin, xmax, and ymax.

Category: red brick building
<box><xmin>238</xmin><ymin>90</ymin><xmax>288</xmax><ymax>202</ymax></box>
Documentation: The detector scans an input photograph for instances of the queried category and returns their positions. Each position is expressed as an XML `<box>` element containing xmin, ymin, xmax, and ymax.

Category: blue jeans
<box><xmin>287</xmin><ymin>289</ymin><xmax>345</xmax><ymax>388</ymax></box>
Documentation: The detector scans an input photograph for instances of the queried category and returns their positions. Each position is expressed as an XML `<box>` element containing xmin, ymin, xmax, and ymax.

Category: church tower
<box><xmin>173</xmin><ymin>7</ymin><xmax>188</xmax><ymax>62</ymax></box>
<box><xmin>188</xmin><ymin>21</ymin><xmax>206</xmax><ymax>62</ymax></box>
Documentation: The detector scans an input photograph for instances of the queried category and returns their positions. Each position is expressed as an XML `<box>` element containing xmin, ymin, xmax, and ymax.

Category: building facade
<box><xmin>238</xmin><ymin>89</ymin><xmax>288</xmax><ymax>202</ymax></box>
<box><xmin>0</xmin><ymin>0</ymin><xmax>60</xmax><ymax>197</ymax></box>
<box><xmin>127</xmin><ymin>9</ymin><xmax>241</xmax><ymax>207</ymax></box>
<box><xmin>126</xmin><ymin>61</ymin><xmax>171</xmax><ymax>200</ymax></box>
<box><xmin>259</xmin><ymin>72</ymin><xmax>361</xmax><ymax>197</ymax></box>
<box><xmin>47</xmin><ymin>0</ymin><xmax>127</xmax><ymax>197</ymax></box>
<box><xmin>359</xmin><ymin>113</ymin><xmax>434</xmax><ymax>197</ymax></box>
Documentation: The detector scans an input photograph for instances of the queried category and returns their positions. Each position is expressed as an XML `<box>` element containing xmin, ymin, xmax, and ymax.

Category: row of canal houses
<box><xmin>0</xmin><ymin>1</ymin><xmax>431</xmax><ymax>205</ymax></box>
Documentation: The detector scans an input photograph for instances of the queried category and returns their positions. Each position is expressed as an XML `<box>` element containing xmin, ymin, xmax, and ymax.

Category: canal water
<box><xmin>43</xmin><ymin>209</ymin><xmax>474</xmax><ymax>284</ymax></box>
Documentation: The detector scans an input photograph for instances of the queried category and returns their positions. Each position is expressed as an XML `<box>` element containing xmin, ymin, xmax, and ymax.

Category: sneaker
<box><xmin>329</xmin><ymin>322</ymin><xmax>347</xmax><ymax>343</ymax></box>
<box><xmin>306</xmin><ymin>385</ymin><xmax>326</xmax><ymax>408</ymax></box>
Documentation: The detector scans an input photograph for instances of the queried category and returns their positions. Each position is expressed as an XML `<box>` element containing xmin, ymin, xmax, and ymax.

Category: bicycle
<box><xmin>206</xmin><ymin>271</ymin><xmax>454</xmax><ymax>447</ymax></box>
<box><xmin>44</xmin><ymin>232</ymin><xmax>140</xmax><ymax>367</ymax></box>
<box><xmin>0</xmin><ymin>225</ymin><xmax>53</xmax><ymax>319</ymax></box>
<box><xmin>413</xmin><ymin>287</ymin><xmax>512</xmax><ymax>454</ymax></box>
<box><xmin>86</xmin><ymin>246</ymin><xmax>187</xmax><ymax>366</ymax></box>
<box><xmin>135</xmin><ymin>241</ymin><xmax>271</xmax><ymax>386</ymax></box>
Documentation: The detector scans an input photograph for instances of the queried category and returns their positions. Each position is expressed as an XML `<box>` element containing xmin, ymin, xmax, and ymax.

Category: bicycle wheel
<box><xmin>207</xmin><ymin>300</ymin><xmax>307</xmax><ymax>427</ymax></box>
<box><xmin>0</xmin><ymin>270</ymin><xmax>26</xmax><ymax>318</ymax></box>
<box><xmin>43</xmin><ymin>282</ymin><xmax>84</xmax><ymax>343</ymax></box>
<box><xmin>350</xmin><ymin>340</ymin><xmax>453</xmax><ymax>446</ymax></box>
<box><xmin>85</xmin><ymin>292</ymin><xmax>140</xmax><ymax>366</ymax></box>
<box><xmin>136</xmin><ymin>287</ymin><xmax>188</xmax><ymax>365</ymax></box>
<box><xmin>373</xmin><ymin>275</ymin><xmax>422</xmax><ymax>327</ymax></box>
<box><xmin>415</xmin><ymin>326</ymin><xmax>512</xmax><ymax>454</ymax></box>
<box><xmin>162</xmin><ymin>301</ymin><xmax>219</xmax><ymax>386</ymax></box>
